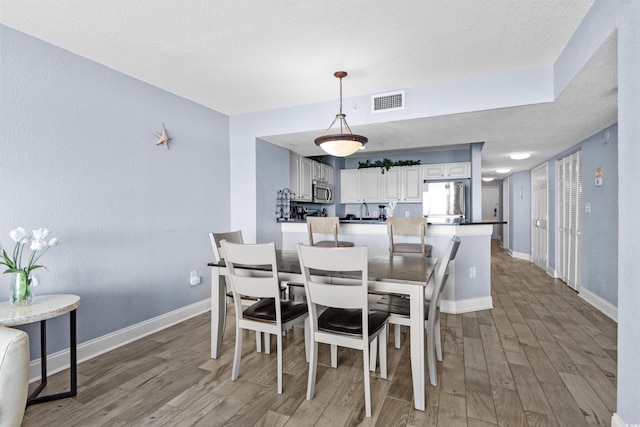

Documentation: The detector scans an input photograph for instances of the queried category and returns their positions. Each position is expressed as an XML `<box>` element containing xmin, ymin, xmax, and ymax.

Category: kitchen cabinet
<box><xmin>313</xmin><ymin>162</ymin><xmax>334</xmax><ymax>184</ymax></box>
<box><xmin>340</xmin><ymin>169</ymin><xmax>360</xmax><ymax>203</ymax></box>
<box><xmin>382</xmin><ymin>166</ymin><xmax>422</xmax><ymax>202</ymax></box>
<box><xmin>290</xmin><ymin>154</ymin><xmax>313</xmax><ymax>201</ymax></box>
<box><xmin>360</xmin><ymin>168</ymin><xmax>383</xmax><ymax>202</ymax></box>
<box><xmin>422</xmin><ymin>162</ymin><xmax>470</xmax><ymax>180</ymax></box>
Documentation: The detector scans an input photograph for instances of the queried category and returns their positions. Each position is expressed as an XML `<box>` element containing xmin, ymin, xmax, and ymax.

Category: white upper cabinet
<box><xmin>383</xmin><ymin>166</ymin><xmax>422</xmax><ymax>202</ymax></box>
<box><xmin>422</xmin><ymin>162</ymin><xmax>470</xmax><ymax>180</ymax></box>
<box><xmin>320</xmin><ymin>163</ymin><xmax>334</xmax><ymax>184</ymax></box>
<box><xmin>340</xmin><ymin>169</ymin><xmax>361</xmax><ymax>203</ymax></box>
<box><xmin>290</xmin><ymin>154</ymin><xmax>314</xmax><ymax>201</ymax></box>
<box><xmin>360</xmin><ymin>168</ymin><xmax>383</xmax><ymax>202</ymax></box>
<box><xmin>403</xmin><ymin>166</ymin><xmax>423</xmax><ymax>201</ymax></box>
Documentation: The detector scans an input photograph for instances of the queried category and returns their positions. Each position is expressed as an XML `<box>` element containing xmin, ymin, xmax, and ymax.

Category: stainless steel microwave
<box><xmin>312</xmin><ymin>181</ymin><xmax>333</xmax><ymax>203</ymax></box>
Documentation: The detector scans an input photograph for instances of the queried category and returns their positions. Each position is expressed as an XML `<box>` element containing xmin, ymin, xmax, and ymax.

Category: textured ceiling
<box><xmin>1</xmin><ymin>0</ymin><xmax>617</xmax><ymax>176</ymax></box>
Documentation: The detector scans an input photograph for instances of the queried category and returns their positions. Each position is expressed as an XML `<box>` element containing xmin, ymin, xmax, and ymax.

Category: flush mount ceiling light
<box><xmin>496</xmin><ymin>168</ymin><xmax>512</xmax><ymax>174</ymax></box>
<box><xmin>510</xmin><ymin>152</ymin><xmax>531</xmax><ymax>160</ymax></box>
<box><xmin>482</xmin><ymin>177</ymin><xmax>495</xmax><ymax>182</ymax></box>
<box><xmin>314</xmin><ymin>71</ymin><xmax>368</xmax><ymax>157</ymax></box>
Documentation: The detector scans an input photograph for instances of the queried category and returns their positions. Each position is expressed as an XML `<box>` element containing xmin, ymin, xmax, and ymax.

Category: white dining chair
<box><xmin>210</xmin><ymin>230</ymin><xmax>291</xmax><ymax>354</ymax></box>
<box><xmin>387</xmin><ymin>216</ymin><xmax>433</xmax><ymax>257</ymax></box>
<box><xmin>373</xmin><ymin>235</ymin><xmax>461</xmax><ymax>386</ymax></box>
<box><xmin>307</xmin><ymin>217</ymin><xmax>354</xmax><ymax>247</ymax></box>
<box><xmin>297</xmin><ymin>243</ymin><xmax>388</xmax><ymax>418</ymax></box>
<box><xmin>221</xmin><ymin>240</ymin><xmax>309</xmax><ymax>394</ymax></box>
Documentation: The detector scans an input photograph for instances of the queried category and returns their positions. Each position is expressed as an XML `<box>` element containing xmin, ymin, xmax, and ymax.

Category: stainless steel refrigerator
<box><xmin>421</xmin><ymin>181</ymin><xmax>466</xmax><ymax>223</ymax></box>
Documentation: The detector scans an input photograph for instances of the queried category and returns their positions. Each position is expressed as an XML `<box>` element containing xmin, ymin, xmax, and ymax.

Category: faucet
<box><xmin>359</xmin><ymin>201</ymin><xmax>370</xmax><ymax>220</ymax></box>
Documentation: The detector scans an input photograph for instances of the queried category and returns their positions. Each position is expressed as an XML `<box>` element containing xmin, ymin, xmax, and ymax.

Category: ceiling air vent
<box><xmin>371</xmin><ymin>90</ymin><xmax>405</xmax><ymax>113</ymax></box>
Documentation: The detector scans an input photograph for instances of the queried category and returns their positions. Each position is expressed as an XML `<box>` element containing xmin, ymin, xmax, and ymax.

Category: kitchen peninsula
<box><xmin>280</xmin><ymin>219</ymin><xmax>499</xmax><ymax>314</ymax></box>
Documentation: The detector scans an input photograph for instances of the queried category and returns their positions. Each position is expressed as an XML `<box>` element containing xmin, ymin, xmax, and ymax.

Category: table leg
<box><xmin>211</xmin><ymin>266</ymin><xmax>226</xmax><ymax>359</ymax></box>
<box><xmin>27</xmin><ymin>310</ymin><xmax>78</xmax><ymax>405</ymax></box>
<box><xmin>409</xmin><ymin>286</ymin><xmax>426</xmax><ymax>411</ymax></box>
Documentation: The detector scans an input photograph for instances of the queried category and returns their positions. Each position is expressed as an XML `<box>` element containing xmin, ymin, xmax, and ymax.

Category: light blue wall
<box><xmin>618</xmin><ymin>1</ymin><xmax>640</xmax><ymax>422</ymax></box>
<box><xmin>508</xmin><ymin>171</ymin><xmax>531</xmax><ymax>255</ymax></box>
<box><xmin>256</xmin><ymin>139</ymin><xmax>289</xmax><ymax>248</ymax></box>
<box><xmin>0</xmin><ymin>25</ymin><xmax>230</xmax><ymax>357</ymax></box>
<box><xmin>542</xmin><ymin>125</ymin><xmax>618</xmax><ymax>305</ymax></box>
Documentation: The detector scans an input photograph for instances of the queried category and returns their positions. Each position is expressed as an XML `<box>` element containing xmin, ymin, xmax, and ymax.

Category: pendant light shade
<box><xmin>314</xmin><ymin>71</ymin><xmax>367</xmax><ymax>157</ymax></box>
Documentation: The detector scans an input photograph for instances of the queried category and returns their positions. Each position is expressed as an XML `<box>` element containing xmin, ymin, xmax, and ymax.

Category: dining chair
<box><xmin>373</xmin><ymin>235</ymin><xmax>461</xmax><ymax>386</ymax></box>
<box><xmin>387</xmin><ymin>216</ymin><xmax>432</xmax><ymax>257</ymax></box>
<box><xmin>221</xmin><ymin>240</ymin><xmax>309</xmax><ymax>394</ymax></box>
<box><xmin>297</xmin><ymin>243</ymin><xmax>388</xmax><ymax>418</ymax></box>
<box><xmin>307</xmin><ymin>217</ymin><xmax>354</xmax><ymax>247</ymax></box>
<box><xmin>210</xmin><ymin>230</ymin><xmax>279</xmax><ymax>353</ymax></box>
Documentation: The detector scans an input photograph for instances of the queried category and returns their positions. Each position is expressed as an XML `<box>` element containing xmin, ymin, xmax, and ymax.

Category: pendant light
<box><xmin>314</xmin><ymin>71</ymin><xmax>368</xmax><ymax>157</ymax></box>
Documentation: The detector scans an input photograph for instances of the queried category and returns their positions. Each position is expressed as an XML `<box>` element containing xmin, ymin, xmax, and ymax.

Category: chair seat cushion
<box><xmin>373</xmin><ymin>295</ymin><xmax>432</xmax><ymax>319</ymax></box>
<box><xmin>313</xmin><ymin>241</ymin><xmax>355</xmax><ymax>248</ymax></box>
<box><xmin>243</xmin><ymin>298</ymin><xmax>308</xmax><ymax>322</ymax></box>
<box><xmin>392</xmin><ymin>243</ymin><xmax>433</xmax><ymax>256</ymax></box>
<box><xmin>318</xmin><ymin>308</ymin><xmax>389</xmax><ymax>337</ymax></box>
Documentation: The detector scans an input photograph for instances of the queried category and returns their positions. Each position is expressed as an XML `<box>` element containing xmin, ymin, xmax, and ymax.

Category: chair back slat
<box><xmin>221</xmin><ymin>241</ymin><xmax>281</xmax><ymax>300</ymax></box>
<box><xmin>297</xmin><ymin>244</ymin><xmax>369</xmax><ymax>317</ymax></box>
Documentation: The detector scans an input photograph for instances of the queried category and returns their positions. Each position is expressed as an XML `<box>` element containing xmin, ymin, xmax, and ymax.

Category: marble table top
<box><xmin>0</xmin><ymin>294</ymin><xmax>80</xmax><ymax>327</ymax></box>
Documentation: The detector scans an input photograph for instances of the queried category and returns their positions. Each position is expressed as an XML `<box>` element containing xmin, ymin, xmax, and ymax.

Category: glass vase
<box><xmin>10</xmin><ymin>270</ymin><xmax>33</xmax><ymax>306</ymax></box>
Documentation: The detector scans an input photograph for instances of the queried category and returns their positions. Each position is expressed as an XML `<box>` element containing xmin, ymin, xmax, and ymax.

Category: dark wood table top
<box><xmin>209</xmin><ymin>250</ymin><xmax>437</xmax><ymax>286</ymax></box>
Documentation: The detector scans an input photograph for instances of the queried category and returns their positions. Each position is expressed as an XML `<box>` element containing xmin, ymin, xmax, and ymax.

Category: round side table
<box><xmin>0</xmin><ymin>294</ymin><xmax>80</xmax><ymax>405</ymax></box>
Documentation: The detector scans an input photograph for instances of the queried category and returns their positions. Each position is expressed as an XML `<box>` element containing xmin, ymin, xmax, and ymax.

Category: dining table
<box><xmin>208</xmin><ymin>249</ymin><xmax>438</xmax><ymax>411</ymax></box>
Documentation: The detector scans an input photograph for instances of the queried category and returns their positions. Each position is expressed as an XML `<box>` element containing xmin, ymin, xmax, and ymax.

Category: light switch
<box><xmin>585</xmin><ymin>202</ymin><xmax>591</xmax><ymax>213</ymax></box>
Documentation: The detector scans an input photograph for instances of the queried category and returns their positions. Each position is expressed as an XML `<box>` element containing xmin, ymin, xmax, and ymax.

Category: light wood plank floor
<box><xmin>22</xmin><ymin>241</ymin><xmax>617</xmax><ymax>426</ymax></box>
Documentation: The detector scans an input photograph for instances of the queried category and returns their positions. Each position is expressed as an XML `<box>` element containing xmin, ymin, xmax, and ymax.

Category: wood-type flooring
<box><xmin>22</xmin><ymin>241</ymin><xmax>617</xmax><ymax>426</ymax></box>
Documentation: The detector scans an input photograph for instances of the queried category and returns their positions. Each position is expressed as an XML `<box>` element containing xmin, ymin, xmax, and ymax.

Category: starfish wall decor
<box><xmin>154</xmin><ymin>124</ymin><xmax>171</xmax><ymax>149</ymax></box>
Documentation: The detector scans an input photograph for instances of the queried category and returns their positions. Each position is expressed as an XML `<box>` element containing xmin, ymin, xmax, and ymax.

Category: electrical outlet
<box><xmin>190</xmin><ymin>270</ymin><xmax>201</xmax><ymax>286</ymax></box>
<box><xmin>469</xmin><ymin>267</ymin><xmax>476</xmax><ymax>278</ymax></box>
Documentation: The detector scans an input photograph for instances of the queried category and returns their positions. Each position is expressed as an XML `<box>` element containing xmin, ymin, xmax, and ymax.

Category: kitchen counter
<box><xmin>280</xmin><ymin>220</ymin><xmax>495</xmax><ymax>314</ymax></box>
<box><xmin>278</xmin><ymin>217</ymin><xmax>506</xmax><ymax>225</ymax></box>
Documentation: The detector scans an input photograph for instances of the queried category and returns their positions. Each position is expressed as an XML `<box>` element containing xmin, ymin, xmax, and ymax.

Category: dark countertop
<box><xmin>277</xmin><ymin>218</ymin><xmax>506</xmax><ymax>225</ymax></box>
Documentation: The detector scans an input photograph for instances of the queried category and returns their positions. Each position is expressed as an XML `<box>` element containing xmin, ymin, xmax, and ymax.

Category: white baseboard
<box><xmin>611</xmin><ymin>413</ymin><xmax>626</xmax><ymax>427</ymax></box>
<box><xmin>509</xmin><ymin>250</ymin><xmax>531</xmax><ymax>261</ymax></box>
<box><xmin>578</xmin><ymin>288</ymin><xmax>618</xmax><ymax>323</ymax></box>
<box><xmin>441</xmin><ymin>296</ymin><xmax>493</xmax><ymax>314</ymax></box>
<box><xmin>29</xmin><ymin>298</ymin><xmax>211</xmax><ymax>383</ymax></box>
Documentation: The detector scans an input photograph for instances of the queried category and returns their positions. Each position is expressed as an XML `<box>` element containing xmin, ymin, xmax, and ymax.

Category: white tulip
<box><xmin>48</xmin><ymin>237</ymin><xmax>62</xmax><ymax>247</ymax></box>
<box><xmin>30</xmin><ymin>239</ymin><xmax>48</xmax><ymax>251</ymax></box>
<box><xmin>32</xmin><ymin>228</ymin><xmax>50</xmax><ymax>240</ymax></box>
<box><xmin>9</xmin><ymin>227</ymin><xmax>28</xmax><ymax>243</ymax></box>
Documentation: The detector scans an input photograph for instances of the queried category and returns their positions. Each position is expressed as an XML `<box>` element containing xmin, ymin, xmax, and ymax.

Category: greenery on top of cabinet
<box><xmin>358</xmin><ymin>158</ymin><xmax>421</xmax><ymax>174</ymax></box>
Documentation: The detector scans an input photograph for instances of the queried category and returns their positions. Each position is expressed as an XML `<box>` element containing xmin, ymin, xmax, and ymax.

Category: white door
<box><xmin>482</xmin><ymin>186</ymin><xmax>500</xmax><ymax>239</ymax></box>
<box><xmin>531</xmin><ymin>164</ymin><xmax>548</xmax><ymax>272</ymax></box>
<box><xmin>558</xmin><ymin>151</ymin><xmax>582</xmax><ymax>290</ymax></box>
<box><xmin>502</xmin><ymin>178</ymin><xmax>509</xmax><ymax>250</ymax></box>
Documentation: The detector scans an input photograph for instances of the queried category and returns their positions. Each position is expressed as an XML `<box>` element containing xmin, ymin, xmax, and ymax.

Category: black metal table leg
<box><xmin>27</xmin><ymin>309</ymin><xmax>78</xmax><ymax>405</ymax></box>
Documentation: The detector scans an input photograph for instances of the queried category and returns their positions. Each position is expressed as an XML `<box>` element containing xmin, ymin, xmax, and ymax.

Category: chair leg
<box><xmin>277</xmin><ymin>331</ymin><xmax>283</xmax><ymax>394</ymax></box>
<box><xmin>232</xmin><ymin>325</ymin><xmax>243</xmax><ymax>381</ymax></box>
<box><xmin>330</xmin><ymin>344</ymin><xmax>338</xmax><ymax>368</ymax></box>
<box><xmin>380</xmin><ymin>325</ymin><xmax>388</xmax><ymax>379</ymax></box>
<box><xmin>435</xmin><ymin>315</ymin><xmax>443</xmax><ymax>361</ymax></box>
<box><xmin>304</xmin><ymin>317</ymin><xmax>310</xmax><ymax>363</ymax></box>
<box><xmin>256</xmin><ymin>332</ymin><xmax>262</xmax><ymax>353</ymax></box>
<box><xmin>264</xmin><ymin>334</ymin><xmax>272</xmax><ymax>354</ymax></box>
<box><xmin>362</xmin><ymin>345</ymin><xmax>372</xmax><ymax>418</ymax></box>
<box><xmin>394</xmin><ymin>324</ymin><xmax>401</xmax><ymax>349</ymax></box>
<box><xmin>427</xmin><ymin>323</ymin><xmax>437</xmax><ymax>386</ymax></box>
<box><xmin>307</xmin><ymin>339</ymin><xmax>318</xmax><ymax>401</ymax></box>
<box><xmin>369</xmin><ymin>338</ymin><xmax>378</xmax><ymax>372</ymax></box>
